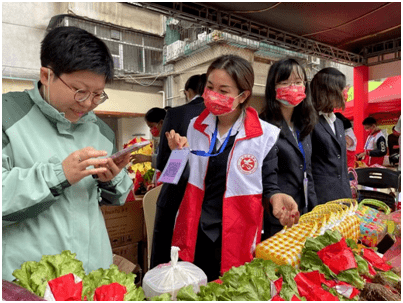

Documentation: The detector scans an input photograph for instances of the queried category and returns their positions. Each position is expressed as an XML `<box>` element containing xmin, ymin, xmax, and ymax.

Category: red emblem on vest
<box><xmin>237</xmin><ymin>154</ymin><xmax>258</xmax><ymax>174</ymax></box>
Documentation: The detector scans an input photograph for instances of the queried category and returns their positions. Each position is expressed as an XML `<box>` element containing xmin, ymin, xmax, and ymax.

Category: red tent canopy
<box><xmin>338</xmin><ymin>76</ymin><xmax>401</xmax><ymax>124</ymax></box>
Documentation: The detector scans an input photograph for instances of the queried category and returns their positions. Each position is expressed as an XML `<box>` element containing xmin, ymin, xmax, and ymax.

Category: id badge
<box><xmin>159</xmin><ymin>148</ymin><xmax>190</xmax><ymax>184</ymax></box>
<box><xmin>303</xmin><ymin>171</ymin><xmax>308</xmax><ymax>209</ymax></box>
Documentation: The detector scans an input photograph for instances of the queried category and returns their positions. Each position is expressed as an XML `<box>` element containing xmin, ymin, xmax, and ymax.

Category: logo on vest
<box><xmin>237</xmin><ymin>154</ymin><xmax>258</xmax><ymax>174</ymax></box>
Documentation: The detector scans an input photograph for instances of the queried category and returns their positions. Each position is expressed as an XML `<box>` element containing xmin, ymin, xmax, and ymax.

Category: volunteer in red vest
<box><xmin>165</xmin><ymin>55</ymin><xmax>300</xmax><ymax>281</ymax></box>
<box><xmin>357</xmin><ymin>117</ymin><xmax>387</xmax><ymax>166</ymax></box>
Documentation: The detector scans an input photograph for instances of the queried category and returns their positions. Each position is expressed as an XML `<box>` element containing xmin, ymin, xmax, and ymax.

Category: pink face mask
<box><xmin>276</xmin><ymin>85</ymin><xmax>306</xmax><ymax>107</ymax></box>
<box><xmin>202</xmin><ymin>88</ymin><xmax>243</xmax><ymax>116</ymax></box>
<box><xmin>150</xmin><ymin>126</ymin><xmax>160</xmax><ymax>137</ymax></box>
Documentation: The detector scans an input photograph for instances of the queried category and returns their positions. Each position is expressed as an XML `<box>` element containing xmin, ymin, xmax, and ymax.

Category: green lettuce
<box><xmin>176</xmin><ymin>285</ymin><xmax>200</xmax><ymax>301</ymax></box>
<box><xmin>277</xmin><ymin>265</ymin><xmax>300</xmax><ymax>301</ymax></box>
<box><xmin>81</xmin><ymin>264</ymin><xmax>145</xmax><ymax>301</ymax></box>
<box><xmin>354</xmin><ymin>253</ymin><xmax>370</xmax><ymax>276</ymax></box>
<box><xmin>299</xmin><ymin>249</ymin><xmax>335</xmax><ymax>280</ymax></box>
<box><xmin>150</xmin><ymin>293</ymin><xmax>172</xmax><ymax>301</ymax></box>
<box><xmin>336</xmin><ymin>268</ymin><xmax>365</xmax><ymax>290</ymax></box>
<box><xmin>379</xmin><ymin>270</ymin><xmax>401</xmax><ymax>284</ymax></box>
<box><xmin>12</xmin><ymin>250</ymin><xmax>86</xmax><ymax>297</ymax></box>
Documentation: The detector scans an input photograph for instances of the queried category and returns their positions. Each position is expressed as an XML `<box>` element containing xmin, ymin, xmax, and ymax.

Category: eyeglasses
<box><xmin>277</xmin><ymin>80</ymin><xmax>305</xmax><ymax>87</ymax></box>
<box><xmin>57</xmin><ymin>74</ymin><xmax>108</xmax><ymax>105</ymax></box>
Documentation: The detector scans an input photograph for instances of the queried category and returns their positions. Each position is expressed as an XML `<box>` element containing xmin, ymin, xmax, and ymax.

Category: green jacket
<box><xmin>2</xmin><ymin>83</ymin><xmax>133</xmax><ymax>281</ymax></box>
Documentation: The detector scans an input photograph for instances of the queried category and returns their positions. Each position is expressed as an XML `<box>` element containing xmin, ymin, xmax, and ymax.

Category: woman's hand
<box><xmin>62</xmin><ymin>147</ymin><xmax>109</xmax><ymax>185</ymax></box>
<box><xmin>165</xmin><ymin>130</ymin><xmax>189</xmax><ymax>150</ymax></box>
<box><xmin>356</xmin><ymin>152</ymin><xmax>366</xmax><ymax>160</ymax></box>
<box><xmin>96</xmin><ymin>153</ymin><xmax>132</xmax><ymax>183</ymax></box>
<box><xmin>270</xmin><ymin>193</ymin><xmax>300</xmax><ymax>227</ymax></box>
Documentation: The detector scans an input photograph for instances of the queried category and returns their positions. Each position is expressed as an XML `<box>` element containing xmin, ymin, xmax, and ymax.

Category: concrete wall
<box><xmin>66</xmin><ymin>3</ymin><xmax>165</xmax><ymax>35</ymax></box>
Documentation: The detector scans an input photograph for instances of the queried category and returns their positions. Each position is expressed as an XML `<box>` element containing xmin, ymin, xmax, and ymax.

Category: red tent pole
<box><xmin>353</xmin><ymin>65</ymin><xmax>369</xmax><ymax>153</ymax></box>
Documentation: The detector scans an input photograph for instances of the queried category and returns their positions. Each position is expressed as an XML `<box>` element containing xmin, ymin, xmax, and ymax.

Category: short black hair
<box><xmin>363</xmin><ymin>116</ymin><xmax>377</xmax><ymax>126</ymax></box>
<box><xmin>310</xmin><ymin>67</ymin><xmax>346</xmax><ymax>113</ymax></box>
<box><xmin>145</xmin><ymin>107</ymin><xmax>166</xmax><ymax>123</ymax></box>
<box><xmin>185</xmin><ymin>74</ymin><xmax>207</xmax><ymax>96</ymax></box>
<box><xmin>261</xmin><ymin>57</ymin><xmax>318</xmax><ymax>140</ymax></box>
<box><xmin>335</xmin><ymin>112</ymin><xmax>352</xmax><ymax>129</ymax></box>
<box><xmin>41</xmin><ymin>26</ymin><xmax>114</xmax><ymax>83</ymax></box>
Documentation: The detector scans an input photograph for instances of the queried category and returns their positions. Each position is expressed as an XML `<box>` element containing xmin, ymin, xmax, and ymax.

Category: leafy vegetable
<box><xmin>379</xmin><ymin>270</ymin><xmax>401</xmax><ymax>284</ymax></box>
<box><xmin>299</xmin><ymin>248</ymin><xmax>335</xmax><ymax>279</ymax></box>
<box><xmin>12</xmin><ymin>250</ymin><xmax>85</xmax><ymax>297</ymax></box>
<box><xmin>336</xmin><ymin>268</ymin><xmax>365</xmax><ymax>290</ymax></box>
<box><xmin>277</xmin><ymin>265</ymin><xmax>299</xmax><ymax>301</ymax></box>
<box><xmin>346</xmin><ymin>238</ymin><xmax>358</xmax><ymax>249</ymax></box>
<box><xmin>81</xmin><ymin>264</ymin><xmax>144</xmax><ymax>301</ymax></box>
<box><xmin>354</xmin><ymin>253</ymin><xmax>370</xmax><ymax>277</ymax></box>
<box><xmin>176</xmin><ymin>285</ymin><xmax>200</xmax><ymax>301</ymax></box>
<box><xmin>150</xmin><ymin>293</ymin><xmax>172</xmax><ymax>301</ymax></box>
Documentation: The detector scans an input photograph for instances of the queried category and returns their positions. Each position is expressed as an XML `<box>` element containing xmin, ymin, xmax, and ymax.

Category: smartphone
<box><xmin>109</xmin><ymin>140</ymin><xmax>151</xmax><ymax>161</ymax></box>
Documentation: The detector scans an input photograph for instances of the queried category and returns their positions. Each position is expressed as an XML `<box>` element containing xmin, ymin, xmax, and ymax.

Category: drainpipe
<box><xmin>158</xmin><ymin>91</ymin><xmax>165</xmax><ymax>108</ymax></box>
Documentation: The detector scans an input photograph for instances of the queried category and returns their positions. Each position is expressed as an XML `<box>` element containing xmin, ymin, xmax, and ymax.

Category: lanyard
<box><xmin>296</xmin><ymin>130</ymin><xmax>309</xmax><ymax>212</ymax></box>
<box><xmin>296</xmin><ymin>130</ymin><xmax>306</xmax><ymax>172</ymax></box>
<box><xmin>191</xmin><ymin>120</ymin><xmax>234</xmax><ymax>157</ymax></box>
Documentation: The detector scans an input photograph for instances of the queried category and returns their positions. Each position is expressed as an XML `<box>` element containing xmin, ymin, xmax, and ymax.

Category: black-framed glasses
<box><xmin>57</xmin><ymin>75</ymin><xmax>108</xmax><ymax>105</ymax></box>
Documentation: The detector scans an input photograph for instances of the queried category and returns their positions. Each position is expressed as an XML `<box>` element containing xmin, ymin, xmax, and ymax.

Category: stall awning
<box><xmin>337</xmin><ymin>76</ymin><xmax>401</xmax><ymax>124</ymax></box>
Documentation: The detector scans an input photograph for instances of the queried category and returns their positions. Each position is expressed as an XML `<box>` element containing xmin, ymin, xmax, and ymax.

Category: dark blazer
<box><xmin>156</xmin><ymin>96</ymin><xmax>205</xmax><ymax>172</ymax></box>
<box><xmin>311</xmin><ymin>115</ymin><xmax>352</xmax><ymax>204</ymax></box>
<box><xmin>262</xmin><ymin>120</ymin><xmax>318</xmax><ymax>239</ymax></box>
<box><xmin>150</xmin><ymin>97</ymin><xmax>205</xmax><ymax>268</ymax></box>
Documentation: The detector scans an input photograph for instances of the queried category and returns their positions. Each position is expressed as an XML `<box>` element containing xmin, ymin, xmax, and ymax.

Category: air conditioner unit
<box><xmin>310</xmin><ymin>57</ymin><xmax>320</xmax><ymax>65</ymax></box>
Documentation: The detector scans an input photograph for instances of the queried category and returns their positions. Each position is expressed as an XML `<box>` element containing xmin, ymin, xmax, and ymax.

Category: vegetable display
<box><xmin>7</xmin><ymin>228</ymin><xmax>400</xmax><ymax>301</ymax></box>
<box><xmin>10</xmin><ymin>251</ymin><xmax>144</xmax><ymax>301</ymax></box>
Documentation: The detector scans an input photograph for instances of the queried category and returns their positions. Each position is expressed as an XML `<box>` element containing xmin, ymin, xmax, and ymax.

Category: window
<box><xmin>50</xmin><ymin>15</ymin><xmax>164</xmax><ymax>75</ymax></box>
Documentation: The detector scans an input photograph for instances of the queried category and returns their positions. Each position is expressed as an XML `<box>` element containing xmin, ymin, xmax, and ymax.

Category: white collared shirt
<box><xmin>319</xmin><ymin>111</ymin><xmax>336</xmax><ymax>135</ymax></box>
<box><xmin>215</xmin><ymin>111</ymin><xmax>245</xmax><ymax>149</ymax></box>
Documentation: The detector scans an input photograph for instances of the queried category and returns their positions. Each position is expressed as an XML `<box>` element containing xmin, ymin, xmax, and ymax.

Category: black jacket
<box><xmin>262</xmin><ymin>120</ymin><xmax>317</xmax><ymax>239</ymax></box>
<box><xmin>150</xmin><ymin>97</ymin><xmax>205</xmax><ymax>268</ymax></box>
<box><xmin>156</xmin><ymin>96</ymin><xmax>205</xmax><ymax>172</ymax></box>
<box><xmin>272</xmin><ymin>120</ymin><xmax>317</xmax><ymax>211</ymax></box>
<box><xmin>311</xmin><ymin>115</ymin><xmax>352</xmax><ymax>205</ymax></box>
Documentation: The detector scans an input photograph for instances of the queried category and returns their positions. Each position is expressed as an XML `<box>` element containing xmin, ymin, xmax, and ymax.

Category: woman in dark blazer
<box><xmin>261</xmin><ymin>58</ymin><xmax>318</xmax><ymax>239</ymax></box>
<box><xmin>150</xmin><ymin>74</ymin><xmax>206</xmax><ymax>269</ymax></box>
<box><xmin>310</xmin><ymin>67</ymin><xmax>352</xmax><ymax>205</ymax></box>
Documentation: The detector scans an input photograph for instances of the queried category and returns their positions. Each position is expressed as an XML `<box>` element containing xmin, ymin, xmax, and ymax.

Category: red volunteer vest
<box><xmin>171</xmin><ymin>107</ymin><xmax>280</xmax><ymax>275</ymax></box>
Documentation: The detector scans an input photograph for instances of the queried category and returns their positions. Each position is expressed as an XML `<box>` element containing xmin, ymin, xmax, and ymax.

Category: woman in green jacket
<box><xmin>2</xmin><ymin>26</ymin><xmax>133</xmax><ymax>281</ymax></box>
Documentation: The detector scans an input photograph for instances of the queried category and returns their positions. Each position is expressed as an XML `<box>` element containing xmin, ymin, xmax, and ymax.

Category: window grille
<box><xmin>47</xmin><ymin>15</ymin><xmax>164</xmax><ymax>75</ymax></box>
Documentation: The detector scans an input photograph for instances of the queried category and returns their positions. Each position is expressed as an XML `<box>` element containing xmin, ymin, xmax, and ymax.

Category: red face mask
<box><xmin>150</xmin><ymin>126</ymin><xmax>160</xmax><ymax>137</ymax></box>
<box><xmin>276</xmin><ymin>85</ymin><xmax>306</xmax><ymax>107</ymax></box>
<box><xmin>202</xmin><ymin>88</ymin><xmax>243</xmax><ymax>116</ymax></box>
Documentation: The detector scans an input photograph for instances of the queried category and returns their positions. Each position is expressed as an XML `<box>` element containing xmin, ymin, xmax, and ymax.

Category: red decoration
<box><xmin>273</xmin><ymin>277</ymin><xmax>283</xmax><ymax>293</ymax></box>
<box><xmin>48</xmin><ymin>273</ymin><xmax>82</xmax><ymax>301</ymax></box>
<box><xmin>317</xmin><ymin>238</ymin><xmax>357</xmax><ymax>275</ymax></box>
<box><xmin>362</xmin><ymin>248</ymin><xmax>393</xmax><ymax>271</ymax></box>
<box><xmin>93</xmin><ymin>283</ymin><xmax>127</xmax><ymax>301</ymax></box>
<box><xmin>294</xmin><ymin>271</ymin><xmax>339</xmax><ymax>301</ymax></box>
<box><xmin>271</xmin><ymin>294</ymin><xmax>285</xmax><ymax>301</ymax></box>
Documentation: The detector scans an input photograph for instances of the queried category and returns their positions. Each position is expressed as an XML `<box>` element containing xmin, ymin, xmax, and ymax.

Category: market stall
<box><xmin>3</xmin><ymin>197</ymin><xmax>401</xmax><ymax>301</ymax></box>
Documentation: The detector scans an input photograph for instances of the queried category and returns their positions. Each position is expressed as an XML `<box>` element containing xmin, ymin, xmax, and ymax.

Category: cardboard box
<box><xmin>112</xmin><ymin>242</ymin><xmax>139</xmax><ymax>265</ymax></box>
<box><xmin>113</xmin><ymin>254</ymin><xmax>143</xmax><ymax>287</ymax></box>
<box><xmin>101</xmin><ymin>198</ymin><xmax>144</xmax><ymax>248</ymax></box>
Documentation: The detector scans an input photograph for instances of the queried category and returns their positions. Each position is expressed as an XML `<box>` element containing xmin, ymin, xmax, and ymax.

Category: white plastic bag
<box><xmin>142</xmin><ymin>246</ymin><xmax>207</xmax><ymax>300</ymax></box>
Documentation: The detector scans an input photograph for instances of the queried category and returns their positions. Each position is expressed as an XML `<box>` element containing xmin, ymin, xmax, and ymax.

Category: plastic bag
<box><xmin>142</xmin><ymin>247</ymin><xmax>207</xmax><ymax>300</ymax></box>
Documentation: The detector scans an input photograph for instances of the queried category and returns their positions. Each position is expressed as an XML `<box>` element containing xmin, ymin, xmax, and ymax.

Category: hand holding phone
<box><xmin>109</xmin><ymin>140</ymin><xmax>151</xmax><ymax>161</ymax></box>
